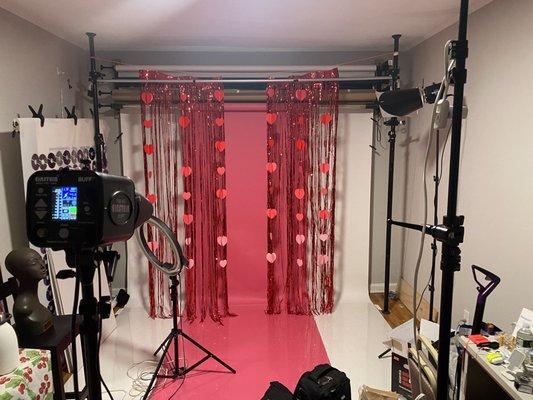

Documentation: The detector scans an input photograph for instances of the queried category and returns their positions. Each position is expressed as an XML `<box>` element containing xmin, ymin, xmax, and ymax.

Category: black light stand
<box><xmin>382</xmin><ymin>34</ymin><xmax>401</xmax><ymax>315</ymax></box>
<box><xmin>65</xmin><ymin>248</ymin><xmax>104</xmax><ymax>400</ymax></box>
<box><xmin>428</xmin><ymin>131</ymin><xmax>440</xmax><ymax>322</ymax></box>
<box><xmin>87</xmin><ymin>32</ymin><xmax>105</xmax><ymax>172</ymax></box>
<box><xmin>143</xmin><ymin>273</ymin><xmax>236</xmax><ymax>400</ymax></box>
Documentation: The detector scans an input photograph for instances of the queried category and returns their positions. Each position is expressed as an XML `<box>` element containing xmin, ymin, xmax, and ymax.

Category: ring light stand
<box><xmin>136</xmin><ymin>217</ymin><xmax>236</xmax><ymax>399</ymax></box>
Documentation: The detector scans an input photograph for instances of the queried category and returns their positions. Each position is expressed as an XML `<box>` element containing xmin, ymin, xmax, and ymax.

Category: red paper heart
<box><xmin>297</xmin><ymin>115</ymin><xmax>305</xmax><ymax>125</ymax></box>
<box><xmin>215</xmin><ymin>117</ymin><xmax>224</xmax><ymax>127</ymax></box>
<box><xmin>296</xmin><ymin>234</ymin><xmax>306</xmax><ymax>245</ymax></box>
<box><xmin>268</xmin><ymin>138</ymin><xmax>275</xmax><ymax>148</ymax></box>
<box><xmin>182</xmin><ymin>192</ymin><xmax>191</xmax><ymax>200</ymax></box>
<box><xmin>320</xmin><ymin>187</ymin><xmax>328</xmax><ymax>196</ymax></box>
<box><xmin>320</xmin><ymin>162</ymin><xmax>330</xmax><ymax>173</ymax></box>
<box><xmin>294</xmin><ymin>188</ymin><xmax>305</xmax><ymax>200</ymax></box>
<box><xmin>143</xmin><ymin>144</ymin><xmax>153</xmax><ymax>155</ymax></box>
<box><xmin>266</xmin><ymin>253</ymin><xmax>277</xmax><ymax>263</ymax></box>
<box><xmin>215</xmin><ymin>141</ymin><xmax>226</xmax><ymax>152</ymax></box>
<box><xmin>266</xmin><ymin>86</ymin><xmax>275</xmax><ymax>98</ymax></box>
<box><xmin>182</xmin><ymin>166</ymin><xmax>192</xmax><ymax>177</ymax></box>
<box><xmin>266</xmin><ymin>113</ymin><xmax>277</xmax><ymax>125</ymax></box>
<box><xmin>183</xmin><ymin>214</ymin><xmax>193</xmax><ymax>225</ymax></box>
<box><xmin>266</xmin><ymin>209</ymin><xmax>277</xmax><ymax>219</ymax></box>
<box><xmin>214</xmin><ymin>89</ymin><xmax>224</xmax><ymax>102</ymax></box>
<box><xmin>147</xmin><ymin>194</ymin><xmax>157</xmax><ymax>204</ymax></box>
<box><xmin>319</xmin><ymin>233</ymin><xmax>329</xmax><ymax>242</ymax></box>
<box><xmin>216</xmin><ymin>166</ymin><xmax>226</xmax><ymax>175</ymax></box>
<box><xmin>217</xmin><ymin>235</ymin><xmax>228</xmax><ymax>246</ymax></box>
<box><xmin>295</xmin><ymin>89</ymin><xmax>307</xmax><ymax>101</ymax></box>
<box><xmin>296</xmin><ymin>213</ymin><xmax>304</xmax><ymax>222</ymax></box>
<box><xmin>216</xmin><ymin>188</ymin><xmax>227</xmax><ymax>199</ymax></box>
<box><xmin>297</xmin><ymin>259</ymin><xmax>304</xmax><ymax>267</ymax></box>
<box><xmin>319</xmin><ymin>209</ymin><xmax>330</xmax><ymax>220</ymax></box>
<box><xmin>179</xmin><ymin>92</ymin><xmax>188</xmax><ymax>102</ymax></box>
<box><xmin>266</xmin><ymin>162</ymin><xmax>277</xmax><ymax>173</ymax></box>
<box><xmin>295</xmin><ymin>139</ymin><xmax>306</xmax><ymax>150</ymax></box>
<box><xmin>178</xmin><ymin>115</ymin><xmax>190</xmax><ymax>128</ymax></box>
<box><xmin>320</xmin><ymin>113</ymin><xmax>333</xmax><ymax>125</ymax></box>
<box><xmin>219</xmin><ymin>259</ymin><xmax>228</xmax><ymax>268</ymax></box>
<box><xmin>143</xmin><ymin>119</ymin><xmax>153</xmax><ymax>129</ymax></box>
<box><xmin>141</xmin><ymin>91</ymin><xmax>154</xmax><ymax>105</ymax></box>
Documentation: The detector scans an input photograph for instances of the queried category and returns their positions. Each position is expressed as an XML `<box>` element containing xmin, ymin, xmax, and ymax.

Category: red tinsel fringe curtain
<box><xmin>139</xmin><ymin>71</ymin><xmax>231</xmax><ymax>322</ymax></box>
<box><xmin>266</xmin><ymin>69</ymin><xmax>339</xmax><ymax>315</ymax></box>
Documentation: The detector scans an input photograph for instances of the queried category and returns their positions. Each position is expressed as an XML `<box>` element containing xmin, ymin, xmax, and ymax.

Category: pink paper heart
<box><xmin>320</xmin><ymin>163</ymin><xmax>330</xmax><ymax>173</ymax></box>
<box><xmin>215</xmin><ymin>117</ymin><xmax>224</xmax><ymax>127</ymax></box>
<box><xmin>219</xmin><ymin>259</ymin><xmax>228</xmax><ymax>268</ymax></box>
<box><xmin>295</xmin><ymin>89</ymin><xmax>307</xmax><ymax>101</ymax></box>
<box><xmin>320</xmin><ymin>187</ymin><xmax>329</xmax><ymax>196</ymax></box>
<box><xmin>214</xmin><ymin>89</ymin><xmax>224</xmax><ymax>102</ymax></box>
<box><xmin>297</xmin><ymin>259</ymin><xmax>304</xmax><ymax>267</ymax></box>
<box><xmin>266</xmin><ymin>86</ymin><xmax>275</xmax><ymax>98</ymax></box>
<box><xmin>319</xmin><ymin>209</ymin><xmax>330</xmax><ymax>220</ymax></box>
<box><xmin>266</xmin><ymin>253</ymin><xmax>277</xmax><ymax>263</ymax></box>
<box><xmin>318</xmin><ymin>254</ymin><xmax>330</xmax><ymax>265</ymax></box>
<box><xmin>187</xmin><ymin>259</ymin><xmax>194</xmax><ymax>268</ymax></box>
<box><xmin>320</xmin><ymin>113</ymin><xmax>333</xmax><ymax>125</ymax></box>
<box><xmin>141</xmin><ymin>91</ymin><xmax>154</xmax><ymax>104</ymax></box>
<box><xmin>266</xmin><ymin>209</ymin><xmax>278</xmax><ymax>219</ymax></box>
<box><xmin>216</xmin><ymin>188</ymin><xmax>227</xmax><ymax>199</ymax></box>
<box><xmin>319</xmin><ymin>233</ymin><xmax>329</xmax><ymax>242</ymax></box>
<box><xmin>295</xmin><ymin>139</ymin><xmax>306</xmax><ymax>151</ymax></box>
<box><xmin>143</xmin><ymin>119</ymin><xmax>153</xmax><ymax>129</ymax></box>
<box><xmin>147</xmin><ymin>241</ymin><xmax>158</xmax><ymax>251</ymax></box>
<box><xmin>216</xmin><ymin>166</ymin><xmax>226</xmax><ymax>175</ymax></box>
<box><xmin>217</xmin><ymin>235</ymin><xmax>228</xmax><ymax>246</ymax></box>
<box><xmin>294</xmin><ymin>188</ymin><xmax>305</xmax><ymax>200</ymax></box>
<box><xmin>183</xmin><ymin>214</ymin><xmax>193</xmax><ymax>225</ymax></box>
<box><xmin>182</xmin><ymin>192</ymin><xmax>191</xmax><ymax>200</ymax></box>
<box><xmin>266</xmin><ymin>113</ymin><xmax>277</xmax><ymax>125</ymax></box>
<box><xmin>185</xmin><ymin>237</ymin><xmax>191</xmax><ymax>246</ymax></box>
<box><xmin>178</xmin><ymin>115</ymin><xmax>190</xmax><ymax>128</ymax></box>
<box><xmin>296</xmin><ymin>234</ymin><xmax>305</xmax><ymax>245</ymax></box>
<box><xmin>182</xmin><ymin>166</ymin><xmax>192</xmax><ymax>177</ymax></box>
<box><xmin>215</xmin><ymin>141</ymin><xmax>226</xmax><ymax>152</ymax></box>
<box><xmin>179</xmin><ymin>92</ymin><xmax>188</xmax><ymax>102</ymax></box>
<box><xmin>296</xmin><ymin>213</ymin><xmax>304</xmax><ymax>222</ymax></box>
<box><xmin>266</xmin><ymin>162</ymin><xmax>277</xmax><ymax>173</ymax></box>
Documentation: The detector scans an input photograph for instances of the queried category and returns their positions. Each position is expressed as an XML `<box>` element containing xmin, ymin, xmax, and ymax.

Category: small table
<box><xmin>16</xmin><ymin>315</ymin><xmax>88</xmax><ymax>400</ymax></box>
<box><xmin>459</xmin><ymin>336</ymin><xmax>533</xmax><ymax>400</ymax></box>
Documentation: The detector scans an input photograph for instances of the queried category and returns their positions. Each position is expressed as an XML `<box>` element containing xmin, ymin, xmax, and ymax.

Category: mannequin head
<box><xmin>5</xmin><ymin>248</ymin><xmax>47</xmax><ymax>282</ymax></box>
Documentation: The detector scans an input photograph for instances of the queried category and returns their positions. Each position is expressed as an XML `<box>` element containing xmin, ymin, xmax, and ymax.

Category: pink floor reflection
<box><xmin>150</xmin><ymin>304</ymin><xmax>329</xmax><ymax>399</ymax></box>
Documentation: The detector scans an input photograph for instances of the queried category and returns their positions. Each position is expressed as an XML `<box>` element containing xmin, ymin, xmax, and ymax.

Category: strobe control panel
<box><xmin>26</xmin><ymin>170</ymin><xmax>137</xmax><ymax>249</ymax></box>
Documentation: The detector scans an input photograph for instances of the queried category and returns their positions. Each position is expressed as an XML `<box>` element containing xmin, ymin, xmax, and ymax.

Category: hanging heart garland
<box><xmin>217</xmin><ymin>236</ymin><xmax>228</xmax><ymax>246</ymax></box>
<box><xmin>146</xmin><ymin>194</ymin><xmax>157</xmax><ymax>204</ymax></box>
<box><xmin>295</xmin><ymin>89</ymin><xmax>307</xmax><ymax>101</ymax></box>
<box><xmin>296</xmin><ymin>234</ymin><xmax>305</xmax><ymax>245</ymax></box>
<box><xmin>215</xmin><ymin>141</ymin><xmax>226</xmax><ymax>152</ymax></box>
<box><xmin>320</xmin><ymin>187</ymin><xmax>329</xmax><ymax>196</ymax></box>
<box><xmin>219</xmin><ymin>260</ymin><xmax>228</xmax><ymax>268</ymax></box>
<box><xmin>147</xmin><ymin>241</ymin><xmax>159</xmax><ymax>251</ymax></box>
<box><xmin>319</xmin><ymin>233</ymin><xmax>329</xmax><ymax>242</ymax></box>
<box><xmin>178</xmin><ymin>115</ymin><xmax>190</xmax><ymax>128</ymax></box>
<box><xmin>214</xmin><ymin>89</ymin><xmax>224</xmax><ymax>102</ymax></box>
<box><xmin>187</xmin><ymin>259</ymin><xmax>194</xmax><ymax>269</ymax></box>
<box><xmin>319</xmin><ymin>209</ymin><xmax>330</xmax><ymax>220</ymax></box>
<box><xmin>182</xmin><ymin>166</ymin><xmax>192</xmax><ymax>177</ymax></box>
<box><xmin>266</xmin><ymin>162</ymin><xmax>277</xmax><ymax>173</ymax></box>
<box><xmin>215</xmin><ymin>117</ymin><xmax>224</xmax><ymax>127</ymax></box>
<box><xmin>294</xmin><ymin>188</ymin><xmax>305</xmax><ymax>200</ymax></box>
<box><xmin>266</xmin><ymin>208</ymin><xmax>278</xmax><ymax>219</ymax></box>
<box><xmin>266</xmin><ymin>113</ymin><xmax>277</xmax><ymax>125</ymax></box>
<box><xmin>179</xmin><ymin>92</ymin><xmax>188</xmax><ymax>102</ymax></box>
<box><xmin>318</xmin><ymin>254</ymin><xmax>330</xmax><ymax>265</ymax></box>
<box><xmin>143</xmin><ymin>144</ymin><xmax>154</xmax><ymax>155</ymax></box>
<box><xmin>143</xmin><ymin>119</ymin><xmax>153</xmax><ymax>129</ymax></box>
<box><xmin>295</xmin><ymin>139</ymin><xmax>306</xmax><ymax>150</ymax></box>
<box><xmin>320</xmin><ymin>163</ymin><xmax>330</xmax><ymax>173</ymax></box>
<box><xmin>182</xmin><ymin>192</ymin><xmax>191</xmax><ymax>200</ymax></box>
<box><xmin>296</xmin><ymin>213</ymin><xmax>304</xmax><ymax>222</ymax></box>
<box><xmin>216</xmin><ymin>166</ymin><xmax>226</xmax><ymax>176</ymax></box>
<box><xmin>216</xmin><ymin>188</ymin><xmax>227</xmax><ymax>199</ymax></box>
<box><xmin>185</xmin><ymin>237</ymin><xmax>191</xmax><ymax>246</ymax></box>
<box><xmin>266</xmin><ymin>86</ymin><xmax>275</xmax><ymax>98</ymax></box>
<box><xmin>297</xmin><ymin>259</ymin><xmax>304</xmax><ymax>267</ymax></box>
<box><xmin>268</xmin><ymin>138</ymin><xmax>275</xmax><ymax>148</ymax></box>
<box><xmin>266</xmin><ymin>253</ymin><xmax>277</xmax><ymax>263</ymax></box>
<box><xmin>141</xmin><ymin>91</ymin><xmax>154</xmax><ymax>104</ymax></box>
<box><xmin>183</xmin><ymin>214</ymin><xmax>193</xmax><ymax>225</ymax></box>
<box><xmin>320</xmin><ymin>113</ymin><xmax>333</xmax><ymax>125</ymax></box>
<box><xmin>297</xmin><ymin>115</ymin><xmax>305</xmax><ymax>125</ymax></box>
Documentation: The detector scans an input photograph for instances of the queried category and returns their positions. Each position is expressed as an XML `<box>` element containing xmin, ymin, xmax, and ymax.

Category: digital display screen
<box><xmin>52</xmin><ymin>186</ymin><xmax>78</xmax><ymax>221</ymax></box>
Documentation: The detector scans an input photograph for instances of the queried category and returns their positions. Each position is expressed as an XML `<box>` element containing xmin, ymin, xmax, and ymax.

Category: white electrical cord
<box><xmin>412</xmin><ymin>41</ymin><xmax>455</xmax><ymax>400</ymax></box>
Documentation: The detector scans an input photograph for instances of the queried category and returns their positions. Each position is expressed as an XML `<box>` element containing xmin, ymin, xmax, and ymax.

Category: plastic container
<box><xmin>517</xmin><ymin>324</ymin><xmax>533</xmax><ymax>349</ymax></box>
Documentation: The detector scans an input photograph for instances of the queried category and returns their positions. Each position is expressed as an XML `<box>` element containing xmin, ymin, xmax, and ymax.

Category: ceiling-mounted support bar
<box><xmin>114</xmin><ymin>64</ymin><xmax>377</xmax><ymax>73</ymax></box>
<box><xmin>382</xmin><ymin>34</ymin><xmax>401</xmax><ymax>315</ymax></box>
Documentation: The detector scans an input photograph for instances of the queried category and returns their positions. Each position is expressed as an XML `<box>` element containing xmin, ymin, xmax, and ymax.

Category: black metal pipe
<box><xmin>429</xmin><ymin>132</ymin><xmax>439</xmax><ymax>322</ymax></box>
<box><xmin>382</xmin><ymin>34</ymin><xmax>401</xmax><ymax>314</ymax></box>
<box><xmin>437</xmin><ymin>0</ymin><xmax>469</xmax><ymax>399</ymax></box>
<box><xmin>87</xmin><ymin>33</ymin><xmax>103</xmax><ymax>172</ymax></box>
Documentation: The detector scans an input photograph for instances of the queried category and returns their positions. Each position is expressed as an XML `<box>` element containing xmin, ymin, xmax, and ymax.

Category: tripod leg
<box><xmin>179</xmin><ymin>330</ymin><xmax>236</xmax><ymax>374</ymax></box>
<box><xmin>143</xmin><ymin>333</ymin><xmax>174</xmax><ymax>400</ymax></box>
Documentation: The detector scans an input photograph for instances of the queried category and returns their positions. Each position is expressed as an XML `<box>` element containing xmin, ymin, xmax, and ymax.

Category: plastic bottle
<box><xmin>517</xmin><ymin>323</ymin><xmax>533</xmax><ymax>349</ymax></box>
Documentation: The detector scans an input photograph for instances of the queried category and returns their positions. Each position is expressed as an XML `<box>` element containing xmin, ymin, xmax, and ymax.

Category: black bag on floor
<box><xmin>294</xmin><ymin>364</ymin><xmax>351</xmax><ymax>400</ymax></box>
<box><xmin>261</xmin><ymin>381</ymin><xmax>294</xmax><ymax>400</ymax></box>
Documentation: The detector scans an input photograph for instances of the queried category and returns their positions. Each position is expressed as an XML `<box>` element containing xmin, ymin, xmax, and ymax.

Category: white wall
<box><xmin>0</xmin><ymin>7</ymin><xmax>87</xmax><ymax>275</ymax></box>
<box><xmin>399</xmin><ymin>0</ymin><xmax>533</xmax><ymax>329</ymax></box>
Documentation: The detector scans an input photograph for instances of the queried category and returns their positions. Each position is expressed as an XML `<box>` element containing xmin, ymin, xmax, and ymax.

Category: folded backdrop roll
<box><xmin>266</xmin><ymin>69</ymin><xmax>339</xmax><ymax>315</ymax></box>
<box><xmin>139</xmin><ymin>71</ymin><xmax>231</xmax><ymax>322</ymax></box>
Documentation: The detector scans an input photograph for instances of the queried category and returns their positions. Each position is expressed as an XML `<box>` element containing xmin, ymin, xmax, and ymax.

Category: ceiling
<box><xmin>0</xmin><ymin>0</ymin><xmax>493</xmax><ymax>52</ymax></box>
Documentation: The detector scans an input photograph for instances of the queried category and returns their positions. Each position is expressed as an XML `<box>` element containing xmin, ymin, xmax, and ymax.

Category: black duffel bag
<box><xmin>294</xmin><ymin>364</ymin><xmax>351</xmax><ymax>400</ymax></box>
<box><xmin>261</xmin><ymin>381</ymin><xmax>294</xmax><ymax>400</ymax></box>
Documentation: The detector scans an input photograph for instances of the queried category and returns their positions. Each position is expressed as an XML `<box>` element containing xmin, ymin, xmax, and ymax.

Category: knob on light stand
<box><xmin>135</xmin><ymin>217</ymin><xmax>236</xmax><ymax>399</ymax></box>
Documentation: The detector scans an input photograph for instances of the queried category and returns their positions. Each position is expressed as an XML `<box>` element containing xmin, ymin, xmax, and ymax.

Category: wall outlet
<box><xmin>463</xmin><ymin>309</ymin><xmax>470</xmax><ymax>323</ymax></box>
